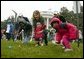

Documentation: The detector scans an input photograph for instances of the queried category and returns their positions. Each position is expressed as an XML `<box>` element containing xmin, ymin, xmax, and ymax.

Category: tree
<box><xmin>1</xmin><ymin>20</ymin><xmax>7</xmax><ymax>29</ymax></box>
<box><xmin>59</xmin><ymin>6</ymin><xmax>83</xmax><ymax>32</ymax></box>
<box><xmin>60</xmin><ymin>7</ymin><xmax>73</xmax><ymax>23</ymax></box>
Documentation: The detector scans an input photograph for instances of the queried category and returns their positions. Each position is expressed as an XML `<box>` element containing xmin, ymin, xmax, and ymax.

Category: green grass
<box><xmin>1</xmin><ymin>39</ymin><xmax>83</xmax><ymax>58</ymax></box>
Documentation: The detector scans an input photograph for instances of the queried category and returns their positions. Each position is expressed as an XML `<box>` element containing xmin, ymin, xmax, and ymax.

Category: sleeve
<box><xmin>40</xmin><ymin>17</ymin><xmax>45</xmax><ymax>24</ymax></box>
<box><xmin>32</xmin><ymin>19</ymin><xmax>36</xmax><ymax>28</ymax></box>
<box><xmin>41</xmin><ymin>17</ymin><xmax>46</xmax><ymax>29</ymax></box>
<box><xmin>42</xmin><ymin>24</ymin><xmax>46</xmax><ymax>29</ymax></box>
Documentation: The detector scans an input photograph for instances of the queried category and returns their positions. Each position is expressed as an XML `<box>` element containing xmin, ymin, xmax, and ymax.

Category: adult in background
<box><xmin>17</xmin><ymin>15</ymin><xmax>32</xmax><ymax>44</ymax></box>
<box><xmin>32</xmin><ymin>10</ymin><xmax>48</xmax><ymax>46</ymax></box>
<box><xmin>6</xmin><ymin>17</ymin><xmax>14</xmax><ymax>41</ymax></box>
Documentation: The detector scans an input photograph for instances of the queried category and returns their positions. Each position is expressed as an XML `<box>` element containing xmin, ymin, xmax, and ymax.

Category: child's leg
<box><xmin>14</xmin><ymin>35</ymin><xmax>17</xmax><ymax>41</ymax></box>
<box><xmin>56</xmin><ymin>33</ymin><xmax>62</xmax><ymax>44</ymax></box>
<box><xmin>62</xmin><ymin>36</ymin><xmax>73</xmax><ymax>52</ymax></box>
<box><xmin>25</xmin><ymin>35</ymin><xmax>31</xmax><ymax>43</ymax></box>
<box><xmin>44</xmin><ymin>34</ymin><xmax>48</xmax><ymax>45</ymax></box>
<box><xmin>35</xmin><ymin>38</ymin><xmax>39</xmax><ymax>46</ymax></box>
<box><xmin>35</xmin><ymin>41</ymin><xmax>38</xmax><ymax>46</ymax></box>
<box><xmin>39</xmin><ymin>38</ymin><xmax>43</xmax><ymax>46</ymax></box>
<box><xmin>62</xmin><ymin>35</ymin><xmax>71</xmax><ymax>49</ymax></box>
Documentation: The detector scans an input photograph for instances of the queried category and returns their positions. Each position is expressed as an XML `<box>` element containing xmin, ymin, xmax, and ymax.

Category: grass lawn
<box><xmin>1</xmin><ymin>39</ymin><xmax>83</xmax><ymax>58</ymax></box>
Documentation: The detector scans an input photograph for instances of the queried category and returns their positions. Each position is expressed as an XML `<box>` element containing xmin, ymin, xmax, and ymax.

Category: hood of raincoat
<box><xmin>50</xmin><ymin>17</ymin><xmax>62</xmax><ymax>25</ymax></box>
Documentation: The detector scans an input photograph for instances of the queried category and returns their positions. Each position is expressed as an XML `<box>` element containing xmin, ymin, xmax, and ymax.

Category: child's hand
<box><xmin>37</xmin><ymin>30</ymin><xmax>43</xmax><ymax>34</ymax></box>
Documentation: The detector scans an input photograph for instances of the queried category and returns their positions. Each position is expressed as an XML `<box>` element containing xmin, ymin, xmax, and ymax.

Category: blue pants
<box><xmin>22</xmin><ymin>35</ymin><xmax>31</xmax><ymax>43</ymax></box>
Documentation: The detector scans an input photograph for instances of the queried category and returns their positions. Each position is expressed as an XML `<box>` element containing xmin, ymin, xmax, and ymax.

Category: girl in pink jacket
<box><xmin>50</xmin><ymin>17</ymin><xmax>79</xmax><ymax>52</ymax></box>
<box><xmin>34</xmin><ymin>22</ymin><xmax>45</xmax><ymax>46</ymax></box>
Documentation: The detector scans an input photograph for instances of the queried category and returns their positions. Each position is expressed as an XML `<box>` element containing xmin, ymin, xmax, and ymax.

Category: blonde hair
<box><xmin>33</xmin><ymin>10</ymin><xmax>40</xmax><ymax>18</ymax></box>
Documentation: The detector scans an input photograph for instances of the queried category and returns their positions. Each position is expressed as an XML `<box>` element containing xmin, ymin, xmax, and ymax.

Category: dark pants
<box><xmin>6</xmin><ymin>33</ymin><xmax>14</xmax><ymax>41</ymax></box>
<box><xmin>6</xmin><ymin>33</ymin><xmax>11</xmax><ymax>40</ymax></box>
<box><xmin>44</xmin><ymin>34</ymin><xmax>48</xmax><ymax>45</ymax></box>
<box><xmin>43</xmin><ymin>30</ymin><xmax>48</xmax><ymax>45</ymax></box>
<box><xmin>35</xmin><ymin>38</ymin><xmax>43</xmax><ymax>45</ymax></box>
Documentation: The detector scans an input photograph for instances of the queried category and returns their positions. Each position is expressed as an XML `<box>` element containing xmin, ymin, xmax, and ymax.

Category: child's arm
<box><xmin>36</xmin><ymin>30</ymin><xmax>43</xmax><ymax>34</ymax></box>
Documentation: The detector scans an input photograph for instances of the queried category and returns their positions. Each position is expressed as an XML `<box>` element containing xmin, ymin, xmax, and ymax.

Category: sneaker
<box><xmin>64</xmin><ymin>48</ymin><xmax>73</xmax><ymax>52</ymax></box>
<box><xmin>41</xmin><ymin>43</ymin><xmax>43</xmax><ymax>46</ymax></box>
<box><xmin>52</xmin><ymin>40</ymin><xmax>55</xmax><ymax>43</ymax></box>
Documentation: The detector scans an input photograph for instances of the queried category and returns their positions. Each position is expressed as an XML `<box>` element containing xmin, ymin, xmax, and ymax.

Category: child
<box><xmin>50</xmin><ymin>28</ymin><xmax>56</xmax><ymax>44</ymax></box>
<box><xmin>50</xmin><ymin>17</ymin><xmax>79</xmax><ymax>52</ymax></box>
<box><xmin>6</xmin><ymin>20</ymin><xmax>14</xmax><ymax>41</ymax></box>
<box><xmin>34</xmin><ymin>22</ymin><xmax>44</xmax><ymax>46</ymax></box>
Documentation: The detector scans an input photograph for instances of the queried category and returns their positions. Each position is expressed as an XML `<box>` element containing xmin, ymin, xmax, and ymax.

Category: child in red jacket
<box><xmin>34</xmin><ymin>22</ymin><xmax>45</xmax><ymax>46</ymax></box>
<box><xmin>50</xmin><ymin>17</ymin><xmax>79</xmax><ymax>52</ymax></box>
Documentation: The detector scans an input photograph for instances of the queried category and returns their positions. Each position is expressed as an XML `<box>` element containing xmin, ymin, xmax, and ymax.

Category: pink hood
<box><xmin>50</xmin><ymin>17</ymin><xmax>62</xmax><ymax>25</ymax></box>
